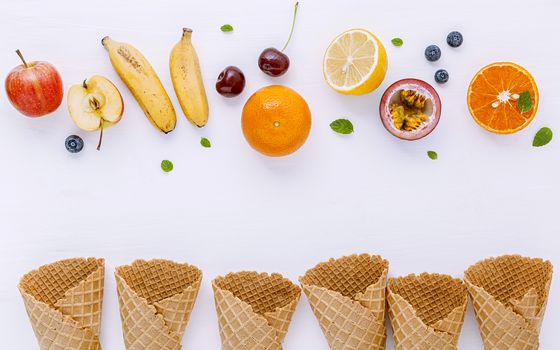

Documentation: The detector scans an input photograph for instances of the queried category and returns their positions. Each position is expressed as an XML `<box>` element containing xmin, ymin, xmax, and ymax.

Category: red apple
<box><xmin>5</xmin><ymin>50</ymin><xmax>63</xmax><ymax>117</ymax></box>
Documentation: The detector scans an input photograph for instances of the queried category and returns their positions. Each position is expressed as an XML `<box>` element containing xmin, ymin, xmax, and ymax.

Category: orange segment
<box><xmin>467</xmin><ymin>62</ymin><xmax>538</xmax><ymax>134</ymax></box>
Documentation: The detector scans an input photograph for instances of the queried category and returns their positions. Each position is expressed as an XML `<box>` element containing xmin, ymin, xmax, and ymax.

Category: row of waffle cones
<box><xmin>18</xmin><ymin>254</ymin><xmax>552</xmax><ymax>349</ymax></box>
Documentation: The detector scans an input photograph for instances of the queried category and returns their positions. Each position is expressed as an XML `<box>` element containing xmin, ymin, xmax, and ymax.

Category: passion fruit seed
<box><xmin>400</xmin><ymin>90</ymin><xmax>426</xmax><ymax>109</ymax></box>
<box><xmin>391</xmin><ymin>105</ymin><xmax>427</xmax><ymax>131</ymax></box>
<box><xmin>390</xmin><ymin>90</ymin><xmax>429</xmax><ymax>131</ymax></box>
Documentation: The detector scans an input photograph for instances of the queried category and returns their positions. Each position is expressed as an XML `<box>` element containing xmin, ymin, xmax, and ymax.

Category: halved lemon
<box><xmin>323</xmin><ymin>29</ymin><xmax>388</xmax><ymax>95</ymax></box>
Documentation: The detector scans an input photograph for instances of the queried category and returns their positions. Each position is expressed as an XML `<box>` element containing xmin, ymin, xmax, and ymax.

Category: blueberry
<box><xmin>447</xmin><ymin>31</ymin><xmax>463</xmax><ymax>48</ymax></box>
<box><xmin>435</xmin><ymin>69</ymin><xmax>449</xmax><ymax>84</ymax></box>
<box><xmin>425</xmin><ymin>45</ymin><xmax>441</xmax><ymax>62</ymax></box>
<box><xmin>65</xmin><ymin>135</ymin><xmax>84</xmax><ymax>153</ymax></box>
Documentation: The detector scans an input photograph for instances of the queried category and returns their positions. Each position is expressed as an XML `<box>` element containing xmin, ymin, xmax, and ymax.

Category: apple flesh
<box><xmin>5</xmin><ymin>50</ymin><xmax>64</xmax><ymax>117</ymax></box>
<box><xmin>68</xmin><ymin>75</ymin><xmax>123</xmax><ymax>150</ymax></box>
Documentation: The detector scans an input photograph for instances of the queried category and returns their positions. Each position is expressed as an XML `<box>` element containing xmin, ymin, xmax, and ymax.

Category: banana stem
<box><xmin>101</xmin><ymin>36</ymin><xmax>111</xmax><ymax>49</ymax></box>
<box><xmin>97</xmin><ymin>124</ymin><xmax>104</xmax><ymax>151</ymax></box>
<box><xmin>182</xmin><ymin>28</ymin><xmax>193</xmax><ymax>42</ymax></box>
<box><xmin>16</xmin><ymin>49</ymin><xmax>29</xmax><ymax>68</ymax></box>
<box><xmin>281</xmin><ymin>2</ymin><xmax>299</xmax><ymax>52</ymax></box>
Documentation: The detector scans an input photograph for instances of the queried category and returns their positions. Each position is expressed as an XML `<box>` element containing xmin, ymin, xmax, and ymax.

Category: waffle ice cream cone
<box><xmin>18</xmin><ymin>257</ymin><xmax>105</xmax><ymax>350</ymax></box>
<box><xmin>464</xmin><ymin>255</ymin><xmax>553</xmax><ymax>350</ymax></box>
<box><xmin>212</xmin><ymin>271</ymin><xmax>301</xmax><ymax>350</ymax></box>
<box><xmin>299</xmin><ymin>254</ymin><xmax>389</xmax><ymax>350</ymax></box>
<box><xmin>387</xmin><ymin>273</ymin><xmax>468</xmax><ymax>350</ymax></box>
<box><xmin>115</xmin><ymin>259</ymin><xmax>202</xmax><ymax>350</ymax></box>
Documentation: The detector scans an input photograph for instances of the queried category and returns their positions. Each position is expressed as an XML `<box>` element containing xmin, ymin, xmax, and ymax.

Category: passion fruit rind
<box><xmin>390</xmin><ymin>90</ymin><xmax>429</xmax><ymax>131</ymax></box>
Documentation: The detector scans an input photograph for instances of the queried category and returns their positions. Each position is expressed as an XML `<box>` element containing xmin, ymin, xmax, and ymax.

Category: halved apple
<box><xmin>68</xmin><ymin>75</ymin><xmax>124</xmax><ymax>150</ymax></box>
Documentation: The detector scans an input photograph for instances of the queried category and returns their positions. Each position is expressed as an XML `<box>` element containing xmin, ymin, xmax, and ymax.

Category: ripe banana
<box><xmin>102</xmin><ymin>36</ymin><xmax>176</xmax><ymax>133</ymax></box>
<box><xmin>170</xmin><ymin>28</ymin><xmax>209</xmax><ymax>127</ymax></box>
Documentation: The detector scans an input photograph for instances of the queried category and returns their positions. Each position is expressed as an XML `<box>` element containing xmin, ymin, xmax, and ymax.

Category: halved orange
<box><xmin>467</xmin><ymin>62</ymin><xmax>538</xmax><ymax>134</ymax></box>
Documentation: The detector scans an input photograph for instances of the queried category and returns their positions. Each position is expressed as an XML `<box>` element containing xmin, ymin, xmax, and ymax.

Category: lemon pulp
<box><xmin>323</xmin><ymin>29</ymin><xmax>388</xmax><ymax>95</ymax></box>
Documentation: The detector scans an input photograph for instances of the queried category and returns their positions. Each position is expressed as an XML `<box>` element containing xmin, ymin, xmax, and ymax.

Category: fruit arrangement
<box><xmin>3</xmin><ymin>6</ymin><xmax>551</xmax><ymax>160</ymax></box>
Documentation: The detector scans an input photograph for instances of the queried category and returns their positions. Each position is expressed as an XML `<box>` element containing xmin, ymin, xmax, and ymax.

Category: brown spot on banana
<box><xmin>117</xmin><ymin>47</ymin><xmax>142</xmax><ymax>73</ymax></box>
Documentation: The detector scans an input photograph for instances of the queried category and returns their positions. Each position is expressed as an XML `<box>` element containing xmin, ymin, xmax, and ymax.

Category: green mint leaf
<box><xmin>200</xmin><ymin>137</ymin><xmax>211</xmax><ymax>148</ymax></box>
<box><xmin>533</xmin><ymin>127</ymin><xmax>553</xmax><ymax>147</ymax></box>
<box><xmin>427</xmin><ymin>151</ymin><xmax>438</xmax><ymax>160</ymax></box>
<box><xmin>220</xmin><ymin>24</ymin><xmax>234</xmax><ymax>32</ymax></box>
<box><xmin>330</xmin><ymin>119</ymin><xmax>354</xmax><ymax>134</ymax></box>
<box><xmin>518</xmin><ymin>91</ymin><xmax>532</xmax><ymax>113</ymax></box>
<box><xmin>391</xmin><ymin>38</ymin><xmax>403</xmax><ymax>47</ymax></box>
<box><xmin>161</xmin><ymin>160</ymin><xmax>173</xmax><ymax>172</ymax></box>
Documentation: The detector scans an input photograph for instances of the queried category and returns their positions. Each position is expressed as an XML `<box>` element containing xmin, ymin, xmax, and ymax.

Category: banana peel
<box><xmin>102</xmin><ymin>36</ymin><xmax>176</xmax><ymax>133</ymax></box>
<box><xmin>170</xmin><ymin>28</ymin><xmax>209</xmax><ymax>127</ymax></box>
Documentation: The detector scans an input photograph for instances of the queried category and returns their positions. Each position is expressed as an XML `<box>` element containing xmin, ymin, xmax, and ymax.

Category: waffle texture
<box><xmin>387</xmin><ymin>273</ymin><xmax>468</xmax><ymax>350</ymax></box>
<box><xmin>18</xmin><ymin>257</ymin><xmax>105</xmax><ymax>350</ymax></box>
<box><xmin>115</xmin><ymin>259</ymin><xmax>202</xmax><ymax>350</ymax></box>
<box><xmin>299</xmin><ymin>254</ymin><xmax>389</xmax><ymax>349</ymax></box>
<box><xmin>212</xmin><ymin>271</ymin><xmax>301</xmax><ymax>350</ymax></box>
<box><xmin>464</xmin><ymin>255</ymin><xmax>553</xmax><ymax>350</ymax></box>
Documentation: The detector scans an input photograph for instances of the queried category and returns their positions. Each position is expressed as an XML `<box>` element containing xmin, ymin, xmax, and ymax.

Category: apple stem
<box><xmin>97</xmin><ymin>124</ymin><xmax>104</xmax><ymax>151</ymax></box>
<box><xmin>15</xmin><ymin>49</ymin><xmax>29</xmax><ymax>68</ymax></box>
<box><xmin>281</xmin><ymin>2</ymin><xmax>299</xmax><ymax>52</ymax></box>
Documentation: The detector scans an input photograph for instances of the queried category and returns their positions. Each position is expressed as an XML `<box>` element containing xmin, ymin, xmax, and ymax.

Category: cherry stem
<box><xmin>15</xmin><ymin>49</ymin><xmax>29</xmax><ymax>68</ymax></box>
<box><xmin>281</xmin><ymin>2</ymin><xmax>299</xmax><ymax>52</ymax></box>
<box><xmin>97</xmin><ymin>124</ymin><xmax>104</xmax><ymax>151</ymax></box>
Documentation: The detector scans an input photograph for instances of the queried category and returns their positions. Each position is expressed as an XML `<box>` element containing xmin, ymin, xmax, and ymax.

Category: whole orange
<box><xmin>242</xmin><ymin>85</ymin><xmax>311</xmax><ymax>157</ymax></box>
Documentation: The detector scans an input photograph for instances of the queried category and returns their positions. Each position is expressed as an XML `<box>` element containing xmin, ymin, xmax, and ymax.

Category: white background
<box><xmin>0</xmin><ymin>0</ymin><xmax>558</xmax><ymax>348</ymax></box>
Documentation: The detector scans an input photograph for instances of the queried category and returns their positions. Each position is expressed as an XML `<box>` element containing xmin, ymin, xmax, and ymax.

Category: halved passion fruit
<box><xmin>379</xmin><ymin>79</ymin><xmax>441</xmax><ymax>140</ymax></box>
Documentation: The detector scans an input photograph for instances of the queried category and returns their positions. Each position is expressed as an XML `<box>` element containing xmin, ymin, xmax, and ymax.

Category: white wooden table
<box><xmin>0</xmin><ymin>0</ymin><xmax>557</xmax><ymax>348</ymax></box>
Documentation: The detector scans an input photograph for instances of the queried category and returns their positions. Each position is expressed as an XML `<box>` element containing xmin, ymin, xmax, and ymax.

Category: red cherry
<box><xmin>257</xmin><ymin>2</ymin><xmax>299</xmax><ymax>78</ymax></box>
<box><xmin>216</xmin><ymin>66</ymin><xmax>246</xmax><ymax>97</ymax></box>
<box><xmin>258</xmin><ymin>48</ymin><xmax>290</xmax><ymax>77</ymax></box>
